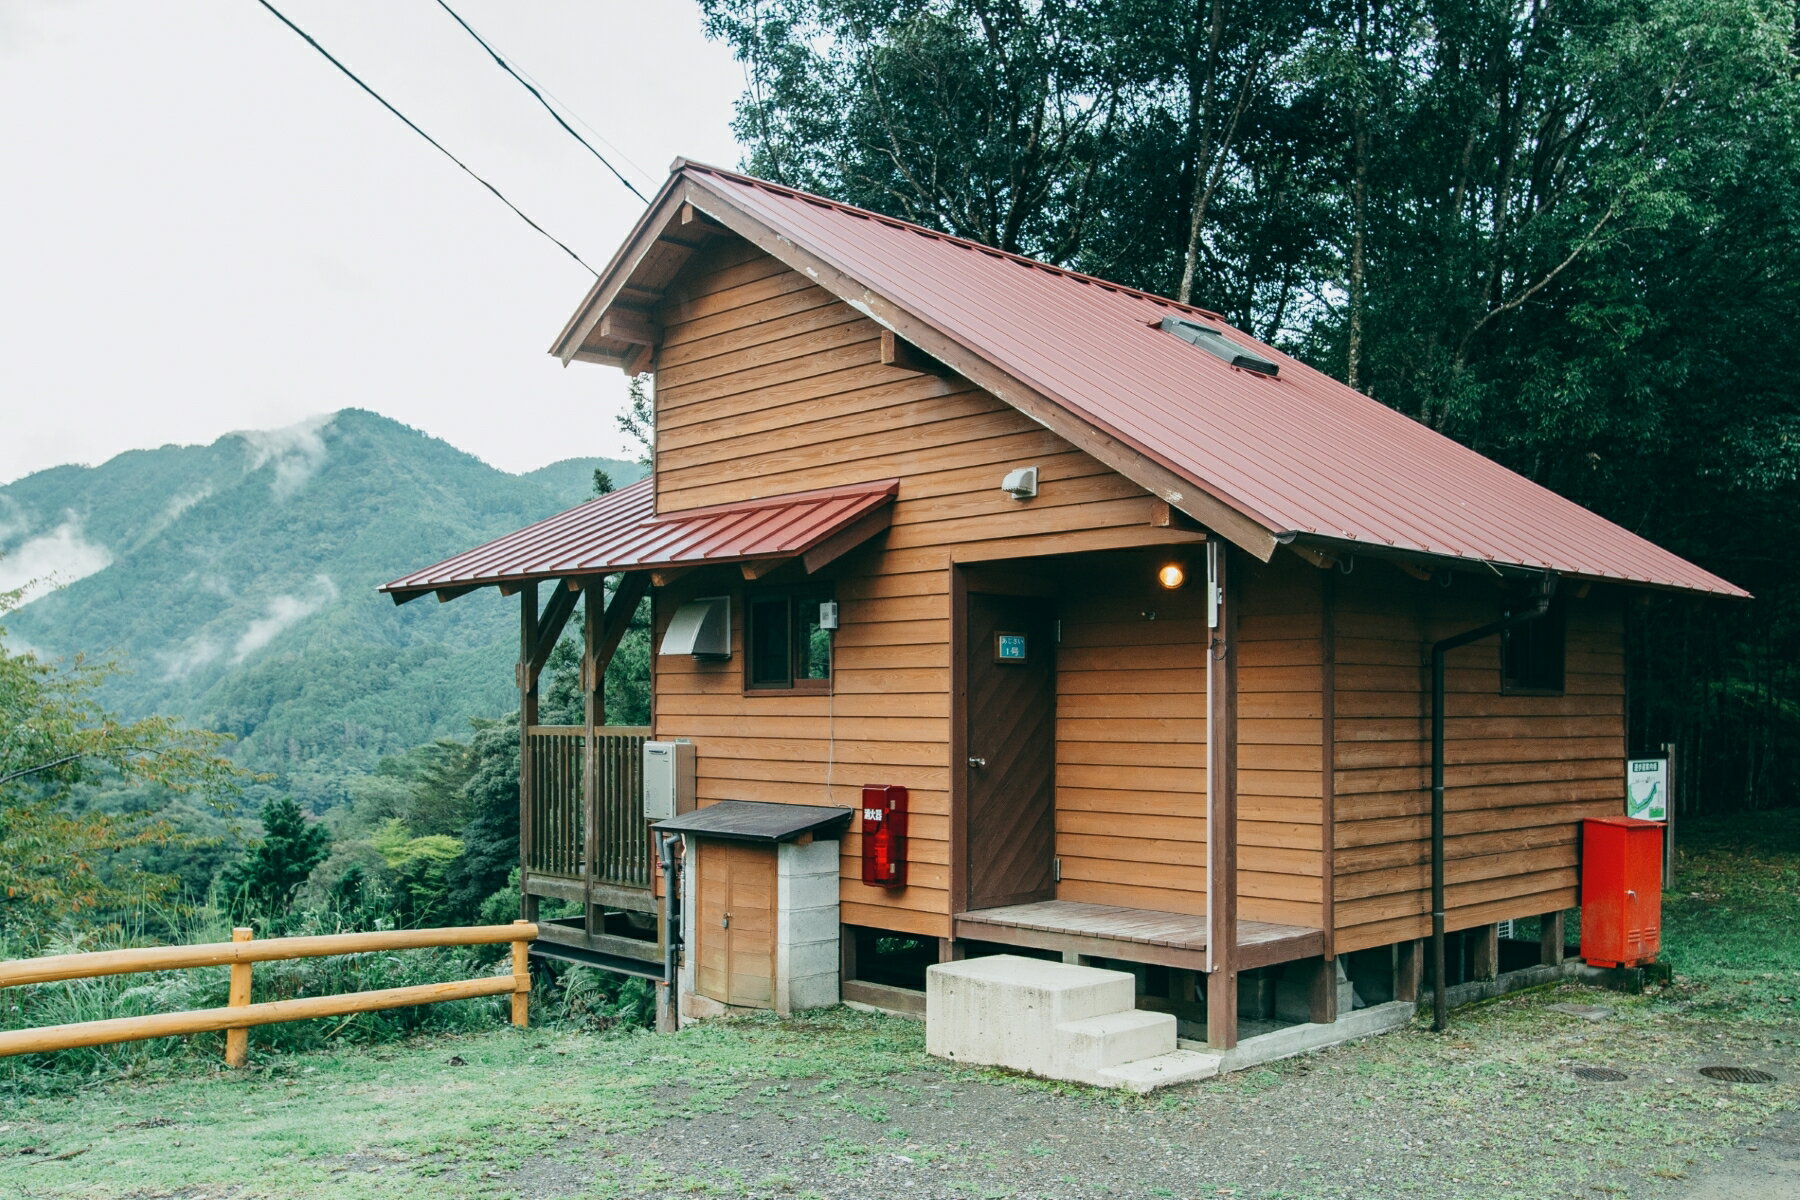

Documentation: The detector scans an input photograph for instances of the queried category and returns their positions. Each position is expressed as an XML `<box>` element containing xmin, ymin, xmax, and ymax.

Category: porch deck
<box><xmin>955</xmin><ymin>900</ymin><xmax>1324</xmax><ymax>972</ymax></box>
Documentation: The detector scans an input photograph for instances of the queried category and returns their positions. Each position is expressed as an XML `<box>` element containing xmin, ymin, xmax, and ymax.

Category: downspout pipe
<box><xmin>658</xmin><ymin>831</ymin><xmax>681</xmax><ymax>1028</ymax></box>
<box><xmin>1430</xmin><ymin>574</ymin><xmax>1556</xmax><ymax>1032</ymax></box>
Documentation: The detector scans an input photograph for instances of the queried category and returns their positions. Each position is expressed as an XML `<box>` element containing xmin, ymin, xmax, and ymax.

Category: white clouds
<box><xmin>161</xmin><ymin>485</ymin><xmax>213</xmax><ymax>523</ymax></box>
<box><xmin>159</xmin><ymin>573</ymin><xmax>339</xmax><ymax>678</ymax></box>
<box><xmin>0</xmin><ymin>495</ymin><xmax>26</xmax><ymax>544</ymax></box>
<box><xmin>157</xmin><ymin>635</ymin><xmax>224</xmax><ymax>681</ymax></box>
<box><xmin>231</xmin><ymin>575</ymin><xmax>338</xmax><ymax>662</ymax></box>
<box><xmin>0</xmin><ymin>518</ymin><xmax>112</xmax><ymax>603</ymax></box>
<box><xmin>237</xmin><ymin>414</ymin><xmax>333</xmax><ymax>499</ymax></box>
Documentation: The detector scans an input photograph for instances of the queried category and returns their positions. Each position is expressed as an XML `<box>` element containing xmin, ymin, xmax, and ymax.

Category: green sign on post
<box><xmin>1627</xmin><ymin>759</ymin><xmax>1668</xmax><ymax>821</ymax></box>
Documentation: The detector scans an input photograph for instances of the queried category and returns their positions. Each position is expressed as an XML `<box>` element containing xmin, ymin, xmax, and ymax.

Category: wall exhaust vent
<box><xmin>1159</xmin><ymin>317</ymin><xmax>1279</xmax><ymax>377</ymax></box>
<box><xmin>660</xmin><ymin>596</ymin><xmax>731</xmax><ymax>657</ymax></box>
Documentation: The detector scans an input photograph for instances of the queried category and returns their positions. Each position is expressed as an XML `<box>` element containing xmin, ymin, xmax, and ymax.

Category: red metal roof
<box><xmin>661</xmin><ymin>163</ymin><xmax>1744</xmax><ymax>598</ymax></box>
<box><xmin>380</xmin><ymin>477</ymin><xmax>898</xmax><ymax>602</ymax></box>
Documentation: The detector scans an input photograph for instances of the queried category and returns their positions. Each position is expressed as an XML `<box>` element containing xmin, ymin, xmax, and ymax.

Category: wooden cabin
<box><xmin>382</xmin><ymin>162</ymin><xmax>1744</xmax><ymax>1049</ymax></box>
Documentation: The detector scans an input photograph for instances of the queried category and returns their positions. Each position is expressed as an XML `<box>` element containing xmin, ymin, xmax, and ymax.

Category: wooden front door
<box><xmin>963</xmin><ymin>592</ymin><xmax>1057</xmax><ymax>910</ymax></box>
<box><xmin>695</xmin><ymin>840</ymin><xmax>777</xmax><ymax>1008</ymax></box>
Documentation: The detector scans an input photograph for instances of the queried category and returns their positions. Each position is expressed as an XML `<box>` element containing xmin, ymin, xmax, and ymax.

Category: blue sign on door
<box><xmin>996</xmin><ymin>633</ymin><xmax>1028</xmax><ymax>663</ymax></box>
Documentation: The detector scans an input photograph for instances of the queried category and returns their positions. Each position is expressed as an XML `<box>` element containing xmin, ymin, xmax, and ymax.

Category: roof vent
<box><xmin>1159</xmin><ymin>317</ymin><xmax>1279</xmax><ymax>377</ymax></box>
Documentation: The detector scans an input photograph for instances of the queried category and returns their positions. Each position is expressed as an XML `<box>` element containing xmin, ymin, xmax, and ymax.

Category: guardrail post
<box><xmin>510</xmin><ymin>920</ymin><xmax>531</xmax><ymax>1028</ymax></box>
<box><xmin>225</xmin><ymin>927</ymin><xmax>253</xmax><ymax>1068</ymax></box>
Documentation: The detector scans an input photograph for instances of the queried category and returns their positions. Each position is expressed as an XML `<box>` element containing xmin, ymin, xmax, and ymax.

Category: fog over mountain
<box><xmin>0</xmin><ymin>409</ymin><xmax>642</xmax><ymax>806</ymax></box>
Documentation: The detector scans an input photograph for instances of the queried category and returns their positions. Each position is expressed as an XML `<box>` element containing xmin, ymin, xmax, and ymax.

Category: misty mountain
<box><xmin>0</xmin><ymin>409</ymin><xmax>642</xmax><ymax>805</ymax></box>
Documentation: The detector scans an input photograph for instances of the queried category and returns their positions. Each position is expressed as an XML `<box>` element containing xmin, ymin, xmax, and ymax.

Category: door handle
<box><xmin>967</xmin><ymin>756</ymin><xmax>987</xmax><ymax>768</ymax></box>
<box><xmin>721</xmin><ymin>912</ymin><xmax>730</xmax><ymax>928</ymax></box>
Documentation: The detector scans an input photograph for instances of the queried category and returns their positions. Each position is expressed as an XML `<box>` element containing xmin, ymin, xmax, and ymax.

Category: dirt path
<box><xmin>1671</xmin><ymin>1110</ymin><xmax>1800</xmax><ymax>1200</ymax></box>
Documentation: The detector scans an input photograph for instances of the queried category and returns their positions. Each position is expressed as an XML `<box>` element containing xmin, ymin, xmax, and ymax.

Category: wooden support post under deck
<box><xmin>1539</xmin><ymin>911</ymin><xmax>1567</xmax><ymax>967</ymax></box>
<box><xmin>1472</xmin><ymin>923</ymin><xmax>1500</xmax><ymax>981</ymax></box>
<box><xmin>1306</xmin><ymin>957</ymin><xmax>1339</xmax><ymax>1025</ymax></box>
<box><xmin>518</xmin><ymin>582</ymin><xmax>540</xmax><ymax>923</ymax></box>
<box><xmin>1205</xmin><ymin>540</ymin><xmax>1240</xmax><ymax>1050</ymax></box>
<box><xmin>1396</xmin><ymin>939</ymin><xmax>1423</xmax><ymax>1003</ymax></box>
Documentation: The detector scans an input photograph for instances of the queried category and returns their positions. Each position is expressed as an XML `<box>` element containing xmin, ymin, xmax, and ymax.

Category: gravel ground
<box><xmin>497</xmin><ymin>986</ymin><xmax>1798</xmax><ymax>1200</ymax></box>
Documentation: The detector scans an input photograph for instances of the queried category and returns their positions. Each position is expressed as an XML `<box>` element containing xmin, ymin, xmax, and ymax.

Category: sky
<box><xmin>0</xmin><ymin>0</ymin><xmax>746</xmax><ymax>485</ymax></box>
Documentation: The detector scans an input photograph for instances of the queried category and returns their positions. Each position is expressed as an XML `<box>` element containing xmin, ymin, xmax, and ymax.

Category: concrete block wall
<box><xmin>776</xmin><ymin>837</ymin><xmax>841</xmax><ymax>1014</ymax></box>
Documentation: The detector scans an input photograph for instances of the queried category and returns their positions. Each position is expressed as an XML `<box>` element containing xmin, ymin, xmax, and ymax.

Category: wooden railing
<box><xmin>526</xmin><ymin>725</ymin><xmax>651</xmax><ymax>891</ymax></box>
<box><xmin>0</xmin><ymin>922</ymin><xmax>535</xmax><ymax>1066</ymax></box>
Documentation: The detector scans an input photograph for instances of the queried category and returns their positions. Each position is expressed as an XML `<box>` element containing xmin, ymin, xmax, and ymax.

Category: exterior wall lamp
<box><xmin>1157</xmin><ymin>563</ymin><xmax>1187</xmax><ymax>590</ymax></box>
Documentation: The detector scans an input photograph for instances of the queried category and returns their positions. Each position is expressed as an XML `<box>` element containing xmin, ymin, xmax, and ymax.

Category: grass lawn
<box><xmin>0</xmin><ymin>815</ymin><xmax>1794</xmax><ymax>1199</ymax></box>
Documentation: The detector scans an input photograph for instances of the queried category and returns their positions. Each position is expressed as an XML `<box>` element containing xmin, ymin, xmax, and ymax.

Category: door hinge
<box><xmin>1053</xmin><ymin>857</ymin><xmax>1061</xmax><ymax>883</ymax></box>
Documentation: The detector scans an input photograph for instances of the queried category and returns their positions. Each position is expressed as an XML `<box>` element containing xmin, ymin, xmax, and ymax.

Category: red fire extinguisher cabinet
<box><xmin>1579</xmin><ymin>816</ymin><xmax>1663</xmax><ymax>968</ymax></box>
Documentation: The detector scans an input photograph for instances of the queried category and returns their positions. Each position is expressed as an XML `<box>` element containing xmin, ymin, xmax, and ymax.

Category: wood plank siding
<box><xmin>1329</xmin><ymin>567</ymin><xmax>1627</xmax><ymax>952</ymax></box>
<box><xmin>639</xmin><ymin>233</ymin><xmax>1625</xmax><ymax>955</ymax></box>
<box><xmin>1053</xmin><ymin>550</ymin><xmax>1211</xmax><ymax>916</ymax></box>
<box><xmin>648</xmin><ymin>238</ymin><xmax>1203</xmax><ymax>939</ymax></box>
<box><xmin>1235</xmin><ymin>555</ymin><xmax>1328</xmax><ymax>930</ymax></box>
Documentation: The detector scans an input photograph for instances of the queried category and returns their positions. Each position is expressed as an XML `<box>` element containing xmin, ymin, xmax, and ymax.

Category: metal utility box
<box><xmin>1580</xmin><ymin>816</ymin><xmax>1663</xmax><ymax>968</ymax></box>
<box><xmin>642</xmin><ymin>740</ymin><xmax>696</xmax><ymax>821</ymax></box>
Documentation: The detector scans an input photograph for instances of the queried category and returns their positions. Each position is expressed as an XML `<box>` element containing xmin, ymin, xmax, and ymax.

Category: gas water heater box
<box><xmin>642</xmin><ymin>740</ymin><xmax>696</xmax><ymax>821</ymax></box>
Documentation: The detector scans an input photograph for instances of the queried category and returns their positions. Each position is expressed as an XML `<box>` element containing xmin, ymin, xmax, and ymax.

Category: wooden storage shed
<box><xmin>382</xmin><ymin>161</ymin><xmax>1745</xmax><ymax>1048</ymax></box>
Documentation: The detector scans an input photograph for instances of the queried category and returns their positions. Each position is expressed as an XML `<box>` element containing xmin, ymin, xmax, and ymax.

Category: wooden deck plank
<box><xmin>954</xmin><ymin>900</ymin><xmax>1323</xmax><ymax>970</ymax></box>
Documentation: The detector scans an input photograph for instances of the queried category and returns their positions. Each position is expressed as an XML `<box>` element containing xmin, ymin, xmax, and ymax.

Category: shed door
<box><xmin>695</xmin><ymin>841</ymin><xmax>777</xmax><ymax>1008</ymax></box>
<box><xmin>963</xmin><ymin>592</ymin><xmax>1057</xmax><ymax>910</ymax></box>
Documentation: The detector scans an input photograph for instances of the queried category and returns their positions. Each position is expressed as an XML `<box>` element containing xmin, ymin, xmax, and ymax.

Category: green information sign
<box><xmin>1627</xmin><ymin>759</ymin><xmax>1668</xmax><ymax>821</ymax></box>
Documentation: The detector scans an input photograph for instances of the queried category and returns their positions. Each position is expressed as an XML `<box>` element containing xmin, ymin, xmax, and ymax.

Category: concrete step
<box><xmin>927</xmin><ymin>955</ymin><xmax>1136</xmax><ymax>1075</ymax></box>
<box><xmin>1095</xmin><ymin>1049</ymin><xmax>1223</xmax><ymax>1094</ymax></box>
<box><xmin>1056</xmin><ymin>1010</ymin><xmax>1176</xmax><ymax>1071</ymax></box>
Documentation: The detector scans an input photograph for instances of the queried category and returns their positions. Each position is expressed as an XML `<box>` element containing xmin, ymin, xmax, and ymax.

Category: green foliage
<box><xmin>221</xmin><ymin>796</ymin><xmax>330</xmax><ymax>923</ymax></box>
<box><xmin>0</xmin><ymin>588</ymin><xmax>243</xmax><ymax>942</ymax></box>
<box><xmin>368</xmin><ymin>818</ymin><xmax>463</xmax><ymax>925</ymax></box>
<box><xmin>443</xmin><ymin>718</ymin><xmax>522</xmax><ymax>922</ymax></box>
<box><xmin>706</xmin><ymin>0</ymin><xmax>1800</xmax><ymax>810</ymax></box>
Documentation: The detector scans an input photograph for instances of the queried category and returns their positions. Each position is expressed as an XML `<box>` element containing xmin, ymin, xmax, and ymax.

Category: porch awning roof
<box><xmin>379</xmin><ymin>476</ymin><xmax>898</xmax><ymax>604</ymax></box>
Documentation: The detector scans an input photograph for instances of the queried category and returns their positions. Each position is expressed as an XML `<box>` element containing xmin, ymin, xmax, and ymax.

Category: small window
<box><xmin>1502</xmin><ymin>598</ymin><xmax>1566</xmax><ymax>694</ymax></box>
<box><xmin>746</xmin><ymin>587</ymin><xmax>832</xmax><ymax>692</ymax></box>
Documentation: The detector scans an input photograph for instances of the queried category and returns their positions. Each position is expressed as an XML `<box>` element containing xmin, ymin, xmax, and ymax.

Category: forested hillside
<box><xmin>0</xmin><ymin>409</ymin><xmax>641</xmax><ymax>809</ymax></box>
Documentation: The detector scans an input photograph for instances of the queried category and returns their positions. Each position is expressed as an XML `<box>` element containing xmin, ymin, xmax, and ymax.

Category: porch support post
<box><xmin>518</xmin><ymin>582</ymin><xmax>540</xmax><ymax>922</ymax></box>
<box><xmin>1472</xmin><ymin>923</ymin><xmax>1500</xmax><ymax>981</ymax></box>
<box><xmin>1539</xmin><ymin>911</ymin><xmax>1567</xmax><ymax>966</ymax></box>
<box><xmin>582</xmin><ymin>579</ymin><xmax>604</xmax><ymax>933</ymax></box>
<box><xmin>1205</xmin><ymin>540</ymin><xmax>1240</xmax><ymax>1050</ymax></box>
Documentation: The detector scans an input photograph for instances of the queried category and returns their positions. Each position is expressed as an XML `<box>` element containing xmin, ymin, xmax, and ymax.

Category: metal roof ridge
<box><xmin>647</xmin><ymin>477</ymin><xmax>899</xmax><ymax>522</ymax></box>
<box><xmin>675</xmin><ymin>161</ymin><xmax>1231</xmax><ymax>325</ymax></box>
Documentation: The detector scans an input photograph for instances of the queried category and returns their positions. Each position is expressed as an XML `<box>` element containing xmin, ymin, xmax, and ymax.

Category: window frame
<box><xmin>742</xmin><ymin>583</ymin><xmax>834</xmax><ymax>695</ymax></box>
<box><xmin>1499</xmin><ymin>596</ymin><xmax>1567</xmax><ymax>696</ymax></box>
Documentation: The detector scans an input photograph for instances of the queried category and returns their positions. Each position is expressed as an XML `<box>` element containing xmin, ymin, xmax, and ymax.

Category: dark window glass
<box><xmin>1502</xmin><ymin>598</ymin><xmax>1566</xmax><ymax>694</ymax></box>
<box><xmin>748</xmin><ymin>596</ymin><xmax>792</xmax><ymax>688</ymax></box>
<box><xmin>796</xmin><ymin>599</ymin><xmax>831</xmax><ymax>680</ymax></box>
<box><xmin>746</xmin><ymin>588</ymin><xmax>832</xmax><ymax>691</ymax></box>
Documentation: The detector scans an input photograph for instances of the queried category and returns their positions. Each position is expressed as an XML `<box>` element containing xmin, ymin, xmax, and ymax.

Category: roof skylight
<box><xmin>1159</xmin><ymin>317</ymin><xmax>1279</xmax><ymax>377</ymax></box>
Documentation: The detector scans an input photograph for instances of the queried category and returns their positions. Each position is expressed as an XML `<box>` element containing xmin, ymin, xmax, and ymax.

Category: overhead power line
<box><xmin>251</xmin><ymin>0</ymin><xmax>598</xmax><ymax>276</ymax></box>
<box><xmin>432</xmin><ymin>0</ymin><xmax>651</xmax><ymax>203</ymax></box>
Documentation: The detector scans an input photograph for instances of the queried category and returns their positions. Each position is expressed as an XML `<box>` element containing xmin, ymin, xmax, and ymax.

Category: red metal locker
<box><xmin>1580</xmin><ymin>816</ymin><xmax>1664</xmax><ymax>968</ymax></box>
